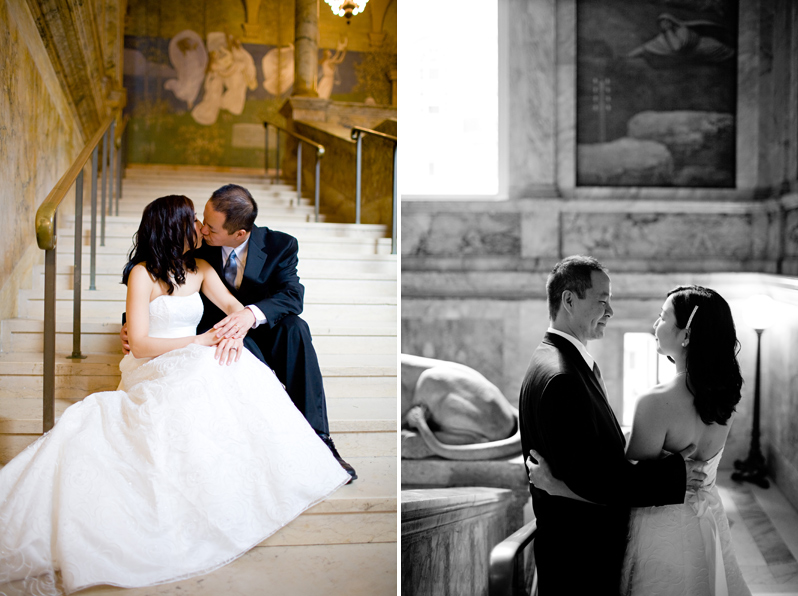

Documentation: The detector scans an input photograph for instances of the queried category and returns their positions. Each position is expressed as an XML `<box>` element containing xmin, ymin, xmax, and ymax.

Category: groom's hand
<box><xmin>526</xmin><ymin>449</ymin><xmax>556</xmax><ymax>492</ymax></box>
<box><xmin>680</xmin><ymin>444</ymin><xmax>708</xmax><ymax>491</ymax></box>
<box><xmin>213</xmin><ymin>308</ymin><xmax>256</xmax><ymax>339</ymax></box>
<box><xmin>120</xmin><ymin>323</ymin><xmax>130</xmax><ymax>355</ymax></box>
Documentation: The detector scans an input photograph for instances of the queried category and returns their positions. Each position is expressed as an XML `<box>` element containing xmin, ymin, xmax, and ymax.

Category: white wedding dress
<box><xmin>621</xmin><ymin>448</ymin><xmax>751</xmax><ymax>596</ymax></box>
<box><xmin>0</xmin><ymin>293</ymin><xmax>350</xmax><ymax>595</ymax></box>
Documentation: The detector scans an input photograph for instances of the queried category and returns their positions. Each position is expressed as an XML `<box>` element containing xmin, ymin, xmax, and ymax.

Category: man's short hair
<box><xmin>208</xmin><ymin>184</ymin><xmax>258</xmax><ymax>233</ymax></box>
<box><xmin>546</xmin><ymin>255</ymin><xmax>608</xmax><ymax>321</ymax></box>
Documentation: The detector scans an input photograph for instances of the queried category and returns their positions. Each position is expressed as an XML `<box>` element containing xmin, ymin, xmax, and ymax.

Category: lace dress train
<box><xmin>0</xmin><ymin>293</ymin><xmax>350</xmax><ymax>595</ymax></box>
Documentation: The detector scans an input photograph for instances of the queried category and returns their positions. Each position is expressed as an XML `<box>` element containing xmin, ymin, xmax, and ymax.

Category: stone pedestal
<box><xmin>402</xmin><ymin>487</ymin><xmax>513</xmax><ymax>596</ymax></box>
<box><xmin>402</xmin><ymin>455</ymin><xmax>533</xmax><ymax>531</ymax></box>
<box><xmin>294</xmin><ymin>0</ymin><xmax>319</xmax><ymax>97</ymax></box>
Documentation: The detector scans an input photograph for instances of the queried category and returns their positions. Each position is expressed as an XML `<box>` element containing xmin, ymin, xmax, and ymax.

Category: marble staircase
<box><xmin>0</xmin><ymin>167</ymin><xmax>398</xmax><ymax>595</ymax></box>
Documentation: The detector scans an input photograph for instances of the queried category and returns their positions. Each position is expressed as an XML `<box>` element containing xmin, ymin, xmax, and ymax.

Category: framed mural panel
<box><xmin>575</xmin><ymin>0</ymin><xmax>738</xmax><ymax>188</ymax></box>
<box><xmin>123</xmin><ymin>0</ymin><xmax>396</xmax><ymax>168</ymax></box>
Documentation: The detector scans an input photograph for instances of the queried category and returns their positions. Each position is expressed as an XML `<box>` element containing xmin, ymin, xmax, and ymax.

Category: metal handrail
<box><xmin>34</xmin><ymin>106</ymin><xmax>125</xmax><ymax>432</ymax></box>
<box><xmin>264</xmin><ymin>121</ymin><xmax>325</xmax><ymax>222</ymax></box>
<box><xmin>350</xmin><ymin>126</ymin><xmax>398</xmax><ymax>255</ymax></box>
<box><xmin>489</xmin><ymin>520</ymin><xmax>538</xmax><ymax>596</ymax></box>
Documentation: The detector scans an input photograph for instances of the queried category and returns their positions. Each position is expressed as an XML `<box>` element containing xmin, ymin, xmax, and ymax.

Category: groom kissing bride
<box><xmin>521</xmin><ymin>256</ymin><xmax>751</xmax><ymax>596</ymax></box>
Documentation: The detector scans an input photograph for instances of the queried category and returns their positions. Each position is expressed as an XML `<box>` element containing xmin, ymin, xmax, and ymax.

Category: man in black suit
<box><xmin>519</xmin><ymin>255</ymin><xmax>703</xmax><ymax>595</ymax></box>
<box><xmin>195</xmin><ymin>183</ymin><xmax>356</xmax><ymax>482</ymax></box>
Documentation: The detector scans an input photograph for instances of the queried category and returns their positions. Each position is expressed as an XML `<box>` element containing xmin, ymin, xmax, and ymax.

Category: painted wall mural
<box><xmin>123</xmin><ymin>0</ymin><xmax>396</xmax><ymax>167</ymax></box>
<box><xmin>576</xmin><ymin>0</ymin><xmax>738</xmax><ymax>188</ymax></box>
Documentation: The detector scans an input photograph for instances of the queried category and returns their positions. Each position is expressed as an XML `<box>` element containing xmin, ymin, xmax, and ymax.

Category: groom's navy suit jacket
<box><xmin>519</xmin><ymin>333</ymin><xmax>686</xmax><ymax>596</ymax></box>
<box><xmin>195</xmin><ymin>225</ymin><xmax>304</xmax><ymax>334</ymax></box>
<box><xmin>194</xmin><ymin>225</ymin><xmax>329</xmax><ymax>434</ymax></box>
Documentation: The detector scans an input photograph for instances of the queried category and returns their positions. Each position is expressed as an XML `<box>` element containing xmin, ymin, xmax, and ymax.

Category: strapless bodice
<box><xmin>693</xmin><ymin>447</ymin><xmax>723</xmax><ymax>491</ymax></box>
<box><xmin>148</xmin><ymin>293</ymin><xmax>203</xmax><ymax>338</ymax></box>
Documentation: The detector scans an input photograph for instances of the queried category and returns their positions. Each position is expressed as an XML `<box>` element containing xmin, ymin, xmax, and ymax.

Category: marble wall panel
<box><xmin>562</xmin><ymin>212</ymin><xmax>755</xmax><ymax>262</ymax></box>
<box><xmin>507</xmin><ymin>0</ymin><xmax>557</xmax><ymax>196</ymax></box>
<box><xmin>402</xmin><ymin>211</ymin><xmax>522</xmax><ymax>259</ymax></box>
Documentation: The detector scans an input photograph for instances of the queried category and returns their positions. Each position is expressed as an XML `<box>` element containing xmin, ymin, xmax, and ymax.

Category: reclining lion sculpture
<box><xmin>401</xmin><ymin>354</ymin><xmax>521</xmax><ymax>460</ymax></box>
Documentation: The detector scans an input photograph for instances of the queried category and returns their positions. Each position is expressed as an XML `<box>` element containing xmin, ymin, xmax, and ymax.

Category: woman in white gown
<box><xmin>528</xmin><ymin>285</ymin><xmax>751</xmax><ymax>596</ymax></box>
<box><xmin>0</xmin><ymin>195</ymin><xmax>350</xmax><ymax>595</ymax></box>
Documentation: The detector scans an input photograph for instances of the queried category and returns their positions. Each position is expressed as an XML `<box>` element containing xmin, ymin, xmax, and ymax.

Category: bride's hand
<box><xmin>526</xmin><ymin>449</ymin><xmax>567</xmax><ymax>496</ymax></box>
<box><xmin>215</xmin><ymin>337</ymin><xmax>244</xmax><ymax>366</ymax></box>
<box><xmin>195</xmin><ymin>328</ymin><xmax>223</xmax><ymax>348</ymax></box>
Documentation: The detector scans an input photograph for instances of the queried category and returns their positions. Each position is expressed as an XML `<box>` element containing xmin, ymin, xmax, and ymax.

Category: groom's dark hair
<box><xmin>546</xmin><ymin>255</ymin><xmax>608</xmax><ymax>321</ymax></box>
<box><xmin>209</xmin><ymin>184</ymin><xmax>258</xmax><ymax>233</ymax></box>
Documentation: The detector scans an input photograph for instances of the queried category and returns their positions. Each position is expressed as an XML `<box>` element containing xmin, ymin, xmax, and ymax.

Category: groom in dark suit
<box><xmin>194</xmin><ymin>183</ymin><xmax>356</xmax><ymax>482</ymax></box>
<box><xmin>519</xmin><ymin>256</ymin><xmax>703</xmax><ymax>595</ymax></box>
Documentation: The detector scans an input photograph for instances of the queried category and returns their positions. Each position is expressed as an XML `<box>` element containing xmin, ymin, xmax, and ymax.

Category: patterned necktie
<box><xmin>224</xmin><ymin>251</ymin><xmax>238</xmax><ymax>289</ymax></box>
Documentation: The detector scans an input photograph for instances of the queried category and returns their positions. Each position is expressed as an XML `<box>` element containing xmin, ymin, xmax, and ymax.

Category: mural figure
<box><xmin>317</xmin><ymin>38</ymin><xmax>348</xmax><ymax>100</ymax></box>
<box><xmin>164</xmin><ymin>30</ymin><xmax>208</xmax><ymax>109</ymax></box>
<box><xmin>261</xmin><ymin>45</ymin><xmax>294</xmax><ymax>96</ymax></box>
<box><xmin>627</xmin><ymin>13</ymin><xmax>735</xmax><ymax>67</ymax></box>
<box><xmin>192</xmin><ymin>32</ymin><xmax>257</xmax><ymax>126</ymax></box>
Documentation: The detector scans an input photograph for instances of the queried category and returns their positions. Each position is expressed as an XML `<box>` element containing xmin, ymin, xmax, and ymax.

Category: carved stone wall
<box><xmin>0</xmin><ymin>0</ymin><xmax>122</xmax><ymax>322</ymax></box>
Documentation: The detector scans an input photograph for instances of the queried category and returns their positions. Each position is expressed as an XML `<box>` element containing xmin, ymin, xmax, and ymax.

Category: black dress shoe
<box><xmin>317</xmin><ymin>432</ymin><xmax>357</xmax><ymax>483</ymax></box>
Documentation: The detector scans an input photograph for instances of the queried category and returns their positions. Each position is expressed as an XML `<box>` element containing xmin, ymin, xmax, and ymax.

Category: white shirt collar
<box><xmin>221</xmin><ymin>237</ymin><xmax>250</xmax><ymax>262</ymax></box>
<box><xmin>547</xmin><ymin>327</ymin><xmax>595</xmax><ymax>370</ymax></box>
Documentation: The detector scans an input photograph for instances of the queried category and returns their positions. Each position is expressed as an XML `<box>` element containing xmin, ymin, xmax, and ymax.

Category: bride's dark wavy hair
<box><xmin>122</xmin><ymin>195</ymin><xmax>198</xmax><ymax>294</ymax></box>
<box><xmin>667</xmin><ymin>285</ymin><xmax>743</xmax><ymax>425</ymax></box>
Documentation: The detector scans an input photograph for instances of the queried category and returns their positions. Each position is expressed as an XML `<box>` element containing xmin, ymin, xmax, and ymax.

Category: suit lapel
<box><xmin>544</xmin><ymin>333</ymin><xmax>607</xmax><ymax>401</ymax></box>
<box><xmin>544</xmin><ymin>333</ymin><xmax>623</xmax><ymax>443</ymax></box>
<box><xmin>241</xmin><ymin>226</ymin><xmax>268</xmax><ymax>288</ymax></box>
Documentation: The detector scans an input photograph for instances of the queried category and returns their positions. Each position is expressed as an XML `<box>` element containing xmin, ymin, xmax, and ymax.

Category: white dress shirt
<box><xmin>546</xmin><ymin>327</ymin><xmax>595</xmax><ymax>370</ymax></box>
<box><xmin>221</xmin><ymin>238</ymin><xmax>267</xmax><ymax>328</ymax></box>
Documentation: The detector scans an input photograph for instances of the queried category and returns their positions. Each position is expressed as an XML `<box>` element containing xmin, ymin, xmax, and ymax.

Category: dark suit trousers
<box><xmin>246</xmin><ymin>314</ymin><xmax>330</xmax><ymax>435</ymax></box>
<box><xmin>534</xmin><ymin>499</ymin><xmax>628</xmax><ymax>596</ymax></box>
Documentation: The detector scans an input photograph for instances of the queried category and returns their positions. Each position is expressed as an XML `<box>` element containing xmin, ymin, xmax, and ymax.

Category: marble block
<box><xmin>402</xmin><ymin>456</ymin><xmax>532</xmax><ymax>532</ymax></box>
<box><xmin>402</xmin><ymin>487</ymin><xmax>514</xmax><ymax>596</ymax></box>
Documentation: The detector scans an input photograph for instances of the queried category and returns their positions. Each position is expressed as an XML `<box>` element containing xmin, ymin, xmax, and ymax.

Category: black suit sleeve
<box><xmin>535</xmin><ymin>374</ymin><xmax>685</xmax><ymax>507</ymax></box>
<box><xmin>251</xmin><ymin>235</ymin><xmax>304</xmax><ymax>327</ymax></box>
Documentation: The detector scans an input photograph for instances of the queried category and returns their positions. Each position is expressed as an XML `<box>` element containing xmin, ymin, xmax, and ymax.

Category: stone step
<box><xmin>56</xmin><ymin>230</ymin><xmax>393</xmax><ymax>255</ymax></box>
<box><xmin>0</xmin><ymin>452</ymin><xmax>397</xmax><ymax>553</ymax></box>
<box><xmin>62</xmin><ymin>216</ymin><xmax>388</xmax><ymax>240</ymax></box>
<box><xmin>73</xmin><ymin>541</ymin><xmax>397</xmax><ymax>595</ymax></box>
<box><xmin>0</xmin><ymin>401</ymin><xmax>396</xmax><ymax>464</ymax></box>
<box><xmin>32</xmin><ymin>268</ymin><xmax>398</xmax><ymax>293</ymax></box>
<box><xmin>47</xmin><ymin>253</ymin><xmax>399</xmax><ymax>278</ymax></box>
<box><xmin>16</xmin><ymin>292</ymin><xmax>397</xmax><ymax>323</ymax></box>
<box><xmin>1</xmin><ymin>319</ymin><xmax>396</xmax><ymax>355</ymax></box>
<box><xmin>0</xmin><ymin>371</ymin><xmax>395</xmax><ymax>401</ymax></box>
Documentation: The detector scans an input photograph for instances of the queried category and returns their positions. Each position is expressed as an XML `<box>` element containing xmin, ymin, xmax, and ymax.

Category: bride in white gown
<box><xmin>528</xmin><ymin>285</ymin><xmax>751</xmax><ymax>596</ymax></box>
<box><xmin>0</xmin><ymin>195</ymin><xmax>350</xmax><ymax>595</ymax></box>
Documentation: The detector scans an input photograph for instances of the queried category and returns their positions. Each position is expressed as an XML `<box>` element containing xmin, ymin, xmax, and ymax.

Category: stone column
<box><xmin>294</xmin><ymin>0</ymin><xmax>319</xmax><ymax>97</ymax></box>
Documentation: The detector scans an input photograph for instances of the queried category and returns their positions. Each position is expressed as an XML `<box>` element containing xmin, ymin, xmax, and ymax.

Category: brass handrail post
<box><xmin>36</xmin><ymin>108</ymin><xmax>123</xmax><ymax>433</ymax></box>
<box><xmin>392</xmin><ymin>144</ymin><xmax>398</xmax><ymax>255</ymax></box>
<box><xmin>354</xmin><ymin>131</ymin><xmax>363</xmax><ymax>224</ymax></box>
<box><xmin>275</xmin><ymin>129</ymin><xmax>281</xmax><ymax>184</ymax></box>
<box><xmin>264</xmin><ymin>124</ymin><xmax>270</xmax><ymax>175</ymax></box>
<box><xmin>100</xmin><ymin>128</ymin><xmax>108</xmax><ymax>246</ymax></box>
<box><xmin>350</xmin><ymin>126</ymin><xmax>398</xmax><ymax>245</ymax></box>
<box><xmin>43</xmin><ymin>232</ymin><xmax>56</xmax><ymax>432</ymax></box>
<box><xmin>108</xmin><ymin>119</ymin><xmax>116</xmax><ymax>215</ymax></box>
<box><xmin>314</xmin><ymin>151</ymin><xmax>321</xmax><ymax>223</ymax></box>
<box><xmin>68</xmin><ymin>170</ymin><xmax>87</xmax><ymax>360</ymax></box>
<box><xmin>296</xmin><ymin>142</ymin><xmax>303</xmax><ymax>205</ymax></box>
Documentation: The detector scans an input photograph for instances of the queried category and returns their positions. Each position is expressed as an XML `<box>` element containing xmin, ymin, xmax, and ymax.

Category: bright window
<box><xmin>622</xmin><ymin>333</ymin><xmax>677</xmax><ymax>426</ymax></box>
<box><xmin>400</xmin><ymin>0</ymin><xmax>500</xmax><ymax>198</ymax></box>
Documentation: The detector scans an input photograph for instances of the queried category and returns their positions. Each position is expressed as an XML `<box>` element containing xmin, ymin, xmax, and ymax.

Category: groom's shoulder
<box><xmin>254</xmin><ymin>225</ymin><xmax>299</xmax><ymax>249</ymax></box>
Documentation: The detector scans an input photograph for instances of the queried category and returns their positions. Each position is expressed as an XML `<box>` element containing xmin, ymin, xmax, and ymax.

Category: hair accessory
<box><xmin>684</xmin><ymin>305</ymin><xmax>699</xmax><ymax>330</ymax></box>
